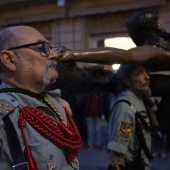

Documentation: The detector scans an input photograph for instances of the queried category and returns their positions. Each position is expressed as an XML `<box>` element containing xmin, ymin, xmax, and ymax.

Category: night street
<box><xmin>78</xmin><ymin>119</ymin><xmax>170</xmax><ymax>170</ymax></box>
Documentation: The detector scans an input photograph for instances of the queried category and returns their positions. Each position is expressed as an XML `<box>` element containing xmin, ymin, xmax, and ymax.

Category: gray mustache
<box><xmin>46</xmin><ymin>61</ymin><xmax>57</xmax><ymax>68</ymax></box>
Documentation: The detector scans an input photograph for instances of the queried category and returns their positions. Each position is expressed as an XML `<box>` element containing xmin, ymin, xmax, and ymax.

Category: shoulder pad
<box><xmin>130</xmin><ymin>104</ymin><xmax>136</xmax><ymax>113</ymax></box>
<box><xmin>113</xmin><ymin>99</ymin><xmax>136</xmax><ymax>113</ymax></box>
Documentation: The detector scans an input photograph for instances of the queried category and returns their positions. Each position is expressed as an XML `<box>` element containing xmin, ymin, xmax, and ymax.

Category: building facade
<box><xmin>0</xmin><ymin>0</ymin><xmax>169</xmax><ymax>50</ymax></box>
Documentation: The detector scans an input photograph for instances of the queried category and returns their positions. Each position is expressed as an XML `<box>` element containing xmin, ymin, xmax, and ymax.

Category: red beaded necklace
<box><xmin>18</xmin><ymin>98</ymin><xmax>82</xmax><ymax>170</ymax></box>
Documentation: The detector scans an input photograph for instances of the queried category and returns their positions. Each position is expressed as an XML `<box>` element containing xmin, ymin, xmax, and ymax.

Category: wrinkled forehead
<box><xmin>130</xmin><ymin>66</ymin><xmax>147</xmax><ymax>76</ymax></box>
<box><xmin>9</xmin><ymin>26</ymin><xmax>47</xmax><ymax>43</ymax></box>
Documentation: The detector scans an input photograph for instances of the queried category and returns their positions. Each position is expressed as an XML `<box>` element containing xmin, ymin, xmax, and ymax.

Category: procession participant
<box><xmin>107</xmin><ymin>64</ymin><xmax>153</xmax><ymax>170</ymax></box>
<box><xmin>0</xmin><ymin>25</ymin><xmax>82</xmax><ymax>170</ymax></box>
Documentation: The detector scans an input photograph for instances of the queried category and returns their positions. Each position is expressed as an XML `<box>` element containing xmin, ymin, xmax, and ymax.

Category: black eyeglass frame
<box><xmin>7</xmin><ymin>41</ymin><xmax>54</xmax><ymax>56</ymax></box>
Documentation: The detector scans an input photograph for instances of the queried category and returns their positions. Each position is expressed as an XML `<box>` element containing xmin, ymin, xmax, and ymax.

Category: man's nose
<box><xmin>144</xmin><ymin>71</ymin><xmax>150</xmax><ymax>80</ymax></box>
<box><xmin>48</xmin><ymin>49</ymin><xmax>61</xmax><ymax>60</ymax></box>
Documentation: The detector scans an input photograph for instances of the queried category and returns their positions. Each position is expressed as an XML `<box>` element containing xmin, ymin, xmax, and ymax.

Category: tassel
<box><xmin>24</xmin><ymin>146</ymin><xmax>39</xmax><ymax>170</ymax></box>
<box><xmin>19</xmin><ymin>115</ymin><xmax>39</xmax><ymax>170</ymax></box>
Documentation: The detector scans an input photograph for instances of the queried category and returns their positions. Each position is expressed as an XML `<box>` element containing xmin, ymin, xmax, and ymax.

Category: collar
<box><xmin>0</xmin><ymin>87</ymin><xmax>46</xmax><ymax>99</ymax></box>
<box><xmin>0</xmin><ymin>81</ymin><xmax>61</xmax><ymax>99</ymax></box>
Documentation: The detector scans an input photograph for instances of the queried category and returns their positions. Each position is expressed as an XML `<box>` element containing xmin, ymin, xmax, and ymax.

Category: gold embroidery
<box><xmin>118</xmin><ymin>122</ymin><xmax>133</xmax><ymax>140</ymax></box>
<box><xmin>73</xmin><ymin>157</ymin><xmax>79</xmax><ymax>165</ymax></box>
<box><xmin>49</xmin><ymin>165</ymin><xmax>57</xmax><ymax>170</ymax></box>
<box><xmin>0</xmin><ymin>100</ymin><xmax>14</xmax><ymax>114</ymax></box>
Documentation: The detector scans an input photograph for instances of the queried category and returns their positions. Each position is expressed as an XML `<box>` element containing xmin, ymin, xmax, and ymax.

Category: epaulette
<box><xmin>111</xmin><ymin>99</ymin><xmax>135</xmax><ymax>114</ymax></box>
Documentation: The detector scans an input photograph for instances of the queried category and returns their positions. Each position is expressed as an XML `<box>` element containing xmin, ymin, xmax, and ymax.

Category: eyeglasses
<box><xmin>8</xmin><ymin>41</ymin><xmax>58</xmax><ymax>56</ymax></box>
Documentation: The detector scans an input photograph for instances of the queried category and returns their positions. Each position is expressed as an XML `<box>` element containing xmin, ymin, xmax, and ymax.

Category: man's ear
<box><xmin>0</xmin><ymin>50</ymin><xmax>16</xmax><ymax>71</ymax></box>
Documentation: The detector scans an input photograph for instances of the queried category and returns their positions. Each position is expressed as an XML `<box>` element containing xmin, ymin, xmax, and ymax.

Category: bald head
<box><xmin>8</xmin><ymin>26</ymin><xmax>45</xmax><ymax>42</ymax></box>
<box><xmin>0</xmin><ymin>25</ymin><xmax>46</xmax><ymax>51</ymax></box>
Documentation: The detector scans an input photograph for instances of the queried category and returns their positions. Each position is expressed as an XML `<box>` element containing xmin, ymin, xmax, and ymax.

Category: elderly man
<box><xmin>107</xmin><ymin>64</ymin><xmax>153</xmax><ymax>170</ymax></box>
<box><xmin>0</xmin><ymin>25</ymin><xmax>82</xmax><ymax>170</ymax></box>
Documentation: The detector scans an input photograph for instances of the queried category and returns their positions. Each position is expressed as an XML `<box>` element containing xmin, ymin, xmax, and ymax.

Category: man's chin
<box><xmin>43</xmin><ymin>76</ymin><xmax>57</xmax><ymax>87</ymax></box>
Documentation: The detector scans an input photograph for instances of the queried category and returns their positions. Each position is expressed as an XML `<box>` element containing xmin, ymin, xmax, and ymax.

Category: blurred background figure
<box><xmin>107</xmin><ymin>64</ymin><xmax>152</xmax><ymax>170</ymax></box>
<box><xmin>86</xmin><ymin>93</ymin><xmax>103</xmax><ymax>150</ymax></box>
<box><xmin>148</xmin><ymin>97</ymin><xmax>167</xmax><ymax>158</ymax></box>
<box><xmin>70</xmin><ymin>94</ymin><xmax>88</xmax><ymax>142</ymax></box>
<box><xmin>155</xmin><ymin>97</ymin><xmax>170</xmax><ymax>158</ymax></box>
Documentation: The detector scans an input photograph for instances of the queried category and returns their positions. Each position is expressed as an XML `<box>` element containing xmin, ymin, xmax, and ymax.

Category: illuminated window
<box><xmin>104</xmin><ymin>37</ymin><xmax>136</xmax><ymax>50</ymax></box>
<box><xmin>104</xmin><ymin>37</ymin><xmax>136</xmax><ymax>71</ymax></box>
<box><xmin>57</xmin><ymin>0</ymin><xmax>65</xmax><ymax>7</ymax></box>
